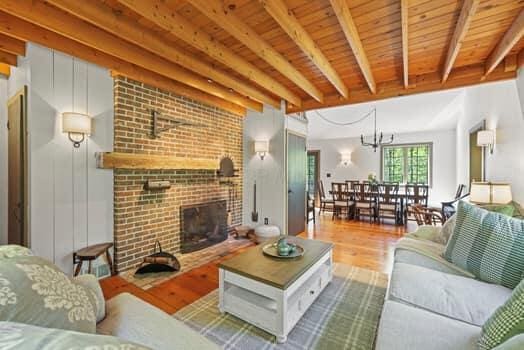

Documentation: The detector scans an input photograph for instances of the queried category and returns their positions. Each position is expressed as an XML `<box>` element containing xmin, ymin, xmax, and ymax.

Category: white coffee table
<box><xmin>218</xmin><ymin>237</ymin><xmax>333</xmax><ymax>343</ymax></box>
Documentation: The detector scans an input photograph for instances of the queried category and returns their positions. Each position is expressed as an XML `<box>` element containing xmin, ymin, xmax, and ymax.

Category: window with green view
<box><xmin>381</xmin><ymin>143</ymin><xmax>432</xmax><ymax>185</ymax></box>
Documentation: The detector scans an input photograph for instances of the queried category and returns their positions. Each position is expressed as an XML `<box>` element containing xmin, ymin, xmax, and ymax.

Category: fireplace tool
<box><xmin>135</xmin><ymin>241</ymin><xmax>180</xmax><ymax>275</ymax></box>
<box><xmin>251</xmin><ymin>182</ymin><xmax>258</xmax><ymax>222</ymax></box>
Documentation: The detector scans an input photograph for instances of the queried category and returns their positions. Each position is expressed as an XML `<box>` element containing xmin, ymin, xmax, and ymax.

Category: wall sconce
<box><xmin>470</xmin><ymin>182</ymin><xmax>512</xmax><ymax>204</ymax></box>
<box><xmin>477</xmin><ymin>130</ymin><xmax>495</xmax><ymax>154</ymax></box>
<box><xmin>254</xmin><ymin>140</ymin><xmax>269</xmax><ymax>160</ymax></box>
<box><xmin>62</xmin><ymin>112</ymin><xmax>92</xmax><ymax>148</ymax></box>
<box><xmin>340</xmin><ymin>153</ymin><xmax>352</xmax><ymax>166</ymax></box>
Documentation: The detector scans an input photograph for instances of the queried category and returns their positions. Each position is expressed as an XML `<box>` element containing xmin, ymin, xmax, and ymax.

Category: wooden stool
<box><xmin>232</xmin><ymin>225</ymin><xmax>255</xmax><ymax>240</ymax></box>
<box><xmin>73</xmin><ymin>242</ymin><xmax>115</xmax><ymax>277</ymax></box>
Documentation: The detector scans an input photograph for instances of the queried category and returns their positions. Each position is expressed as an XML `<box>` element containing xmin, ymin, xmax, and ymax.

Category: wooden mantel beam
<box><xmin>287</xmin><ymin>63</ymin><xmax>515</xmax><ymax>113</ymax></box>
<box><xmin>401</xmin><ymin>0</ymin><xmax>409</xmax><ymax>88</ymax></box>
<box><xmin>258</xmin><ymin>0</ymin><xmax>348</xmax><ymax>98</ymax></box>
<box><xmin>329</xmin><ymin>0</ymin><xmax>376</xmax><ymax>94</ymax></box>
<box><xmin>0</xmin><ymin>0</ymin><xmax>267</xmax><ymax>111</ymax></box>
<box><xmin>442</xmin><ymin>0</ymin><xmax>480</xmax><ymax>82</ymax></box>
<box><xmin>188</xmin><ymin>0</ymin><xmax>324</xmax><ymax>103</ymax></box>
<box><xmin>484</xmin><ymin>9</ymin><xmax>524</xmax><ymax>77</ymax></box>
<box><xmin>0</xmin><ymin>11</ymin><xmax>247</xmax><ymax>116</ymax></box>
<box><xmin>114</xmin><ymin>0</ymin><xmax>298</xmax><ymax>107</ymax></box>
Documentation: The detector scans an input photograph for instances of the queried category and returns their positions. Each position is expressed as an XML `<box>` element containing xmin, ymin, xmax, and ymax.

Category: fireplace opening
<box><xmin>180</xmin><ymin>200</ymin><xmax>228</xmax><ymax>254</ymax></box>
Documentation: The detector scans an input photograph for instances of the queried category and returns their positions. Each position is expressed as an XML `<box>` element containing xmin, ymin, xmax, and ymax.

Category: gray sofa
<box><xmin>375</xmin><ymin>228</ymin><xmax>518</xmax><ymax>350</ymax></box>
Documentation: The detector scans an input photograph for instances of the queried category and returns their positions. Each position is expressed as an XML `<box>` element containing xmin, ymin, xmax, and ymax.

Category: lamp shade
<box><xmin>470</xmin><ymin>182</ymin><xmax>491</xmax><ymax>203</ymax></box>
<box><xmin>62</xmin><ymin>112</ymin><xmax>92</xmax><ymax>135</ymax></box>
<box><xmin>470</xmin><ymin>182</ymin><xmax>512</xmax><ymax>204</ymax></box>
<box><xmin>491</xmin><ymin>183</ymin><xmax>512</xmax><ymax>204</ymax></box>
<box><xmin>254</xmin><ymin>141</ymin><xmax>269</xmax><ymax>153</ymax></box>
<box><xmin>477</xmin><ymin>130</ymin><xmax>494</xmax><ymax>147</ymax></box>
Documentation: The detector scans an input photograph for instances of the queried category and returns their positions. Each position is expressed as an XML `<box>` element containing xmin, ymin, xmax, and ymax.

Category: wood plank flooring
<box><xmin>100</xmin><ymin>213</ymin><xmax>416</xmax><ymax>314</ymax></box>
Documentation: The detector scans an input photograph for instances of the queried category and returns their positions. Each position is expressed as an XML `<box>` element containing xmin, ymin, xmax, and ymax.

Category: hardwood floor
<box><xmin>100</xmin><ymin>212</ymin><xmax>416</xmax><ymax>314</ymax></box>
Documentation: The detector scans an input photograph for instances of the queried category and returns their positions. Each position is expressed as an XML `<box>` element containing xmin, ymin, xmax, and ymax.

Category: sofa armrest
<box><xmin>97</xmin><ymin>293</ymin><xmax>220</xmax><ymax>350</ymax></box>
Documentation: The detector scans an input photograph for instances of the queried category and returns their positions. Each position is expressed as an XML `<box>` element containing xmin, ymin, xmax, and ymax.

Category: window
<box><xmin>381</xmin><ymin>143</ymin><xmax>432</xmax><ymax>185</ymax></box>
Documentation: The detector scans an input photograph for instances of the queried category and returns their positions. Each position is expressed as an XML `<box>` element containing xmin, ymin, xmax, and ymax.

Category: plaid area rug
<box><xmin>174</xmin><ymin>264</ymin><xmax>388</xmax><ymax>350</ymax></box>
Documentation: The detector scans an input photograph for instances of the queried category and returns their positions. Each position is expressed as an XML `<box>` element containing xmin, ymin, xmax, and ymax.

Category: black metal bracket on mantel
<box><xmin>152</xmin><ymin>110</ymin><xmax>206</xmax><ymax>139</ymax></box>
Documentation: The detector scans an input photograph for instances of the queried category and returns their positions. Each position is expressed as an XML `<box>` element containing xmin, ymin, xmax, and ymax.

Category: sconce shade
<box><xmin>470</xmin><ymin>182</ymin><xmax>512</xmax><ymax>204</ymax></box>
<box><xmin>62</xmin><ymin>112</ymin><xmax>92</xmax><ymax>135</ymax></box>
<box><xmin>254</xmin><ymin>141</ymin><xmax>269</xmax><ymax>153</ymax></box>
<box><xmin>341</xmin><ymin>153</ymin><xmax>352</xmax><ymax>165</ymax></box>
<box><xmin>477</xmin><ymin>130</ymin><xmax>494</xmax><ymax>147</ymax></box>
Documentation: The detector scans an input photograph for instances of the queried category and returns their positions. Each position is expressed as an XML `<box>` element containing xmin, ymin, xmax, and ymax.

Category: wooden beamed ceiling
<box><xmin>0</xmin><ymin>0</ymin><xmax>522</xmax><ymax>115</ymax></box>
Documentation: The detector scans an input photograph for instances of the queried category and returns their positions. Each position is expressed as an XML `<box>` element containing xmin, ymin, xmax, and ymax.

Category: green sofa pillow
<box><xmin>479</xmin><ymin>277</ymin><xmax>524</xmax><ymax>349</ymax></box>
<box><xmin>443</xmin><ymin>201</ymin><xmax>524</xmax><ymax>289</ymax></box>
<box><xmin>0</xmin><ymin>255</ymin><xmax>98</xmax><ymax>333</ymax></box>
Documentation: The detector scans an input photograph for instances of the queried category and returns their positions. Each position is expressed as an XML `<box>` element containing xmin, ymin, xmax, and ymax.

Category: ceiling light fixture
<box><xmin>360</xmin><ymin>108</ymin><xmax>393</xmax><ymax>152</ymax></box>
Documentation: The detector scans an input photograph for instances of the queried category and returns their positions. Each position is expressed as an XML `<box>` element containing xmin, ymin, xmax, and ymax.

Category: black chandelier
<box><xmin>360</xmin><ymin>108</ymin><xmax>394</xmax><ymax>152</ymax></box>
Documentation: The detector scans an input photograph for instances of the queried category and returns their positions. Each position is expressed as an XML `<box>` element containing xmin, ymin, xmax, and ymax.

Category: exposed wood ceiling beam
<box><xmin>504</xmin><ymin>54</ymin><xmax>517</xmax><ymax>72</ymax></box>
<box><xmin>329</xmin><ymin>0</ymin><xmax>376</xmax><ymax>94</ymax></box>
<box><xmin>188</xmin><ymin>0</ymin><xmax>324</xmax><ymax>103</ymax></box>
<box><xmin>484</xmin><ymin>9</ymin><xmax>524</xmax><ymax>77</ymax></box>
<box><xmin>518</xmin><ymin>49</ymin><xmax>524</xmax><ymax>68</ymax></box>
<box><xmin>0</xmin><ymin>11</ymin><xmax>250</xmax><ymax>116</ymax></box>
<box><xmin>0</xmin><ymin>49</ymin><xmax>16</xmax><ymax>66</ymax></box>
<box><xmin>0</xmin><ymin>32</ymin><xmax>25</xmax><ymax>56</ymax></box>
<box><xmin>0</xmin><ymin>0</ymin><xmax>269</xmax><ymax>111</ymax></box>
<box><xmin>114</xmin><ymin>0</ymin><xmax>298</xmax><ymax>107</ymax></box>
<box><xmin>0</xmin><ymin>62</ymin><xmax>9</xmax><ymax>77</ymax></box>
<box><xmin>442</xmin><ymin>0</ymin><xmax>480</xmax><ymax>82</ymax></box>
<box><xmin>401</xmin><ymin>0</ymin><xmax>409</xmax><ymax>88</ymax></box>
<box><xmin>287</xmin><ymin>64</ymin><xmax>515</xmax><ymax>113</ymax></box>
<box><xmin>258</xmin><ymin>0</ymin><xmax>348</xmax><ymax>98</ymax></box>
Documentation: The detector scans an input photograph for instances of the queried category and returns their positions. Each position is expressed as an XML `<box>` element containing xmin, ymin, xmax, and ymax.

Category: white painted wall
<box><xmin>457</xmin><ymin>80</ymin><xmax>524</xmax><ymax>204</ymax></box>
<box><xmin>0</xmin><ymin>44</ymin><xmax>114</xmax><ymax>274</ymax></box>
<box><xmin>308</xmin><ymin>129</ymin><xmax>457</xmax><ymax>205</ymax></box>
<box><xmin>243</xmin><ymin>104</ymin><xmax>287</xmax><ymax>232</ymax></box>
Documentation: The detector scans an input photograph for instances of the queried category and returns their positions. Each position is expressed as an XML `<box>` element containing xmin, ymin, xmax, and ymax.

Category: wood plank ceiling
<box><xmin>0</xmin><ymin>0</ymin><xmax>522</xmax><ymax>115</ymax></box>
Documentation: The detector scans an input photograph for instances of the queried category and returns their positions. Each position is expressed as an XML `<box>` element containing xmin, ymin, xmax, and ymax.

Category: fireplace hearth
<box><xmin>180</xmin><ymin>200</ymin><xmax>228</xmax><ymax>254</ymax></box>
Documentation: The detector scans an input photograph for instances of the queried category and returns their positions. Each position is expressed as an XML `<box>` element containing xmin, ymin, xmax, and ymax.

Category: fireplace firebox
<box><xmin>180</xmin><ymin>200</ymin><xmax>228</xmax><ymax>254</ymax></box>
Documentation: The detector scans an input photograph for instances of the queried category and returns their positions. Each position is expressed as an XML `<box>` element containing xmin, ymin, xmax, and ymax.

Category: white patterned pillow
<box><xmin>0</xmin><ymin>255</ymin><xmax>98</xmax><ymax>333</ymax></box>
<box><xmin>0</xmin><ymin>245</ymin><xmax>33</xmax><ymax>259</ymax></box>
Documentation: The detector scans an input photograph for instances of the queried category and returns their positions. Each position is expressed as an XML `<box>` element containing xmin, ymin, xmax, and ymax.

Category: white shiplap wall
<box><xmin>4</xmin><ymin>44</ymin><xmax>114</xmax><ymax>274</ymax></box>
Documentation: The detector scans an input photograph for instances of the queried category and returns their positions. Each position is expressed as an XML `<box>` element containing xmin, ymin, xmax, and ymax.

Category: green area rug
<box><xmin>174</xmin><ymin>264</ymin><xmax>388</xmax><ymax>349</ymax></box>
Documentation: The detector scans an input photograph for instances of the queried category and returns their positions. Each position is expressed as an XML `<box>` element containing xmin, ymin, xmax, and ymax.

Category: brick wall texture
<box><xmin>113</xmin><ymin>76</ymin><xmax>243</xmax><ymax>272</ymax></box>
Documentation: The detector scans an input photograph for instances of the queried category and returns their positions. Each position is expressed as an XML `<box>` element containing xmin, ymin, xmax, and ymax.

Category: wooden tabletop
<box><xmin>75</xmin><ymin>242</ymin><xmax>113</xmax><ymax>259</ymax></box>
<box><xmin>219</xmin><ymin>237</ymin><xmax>333</xmax><ymax>290</ymax></box>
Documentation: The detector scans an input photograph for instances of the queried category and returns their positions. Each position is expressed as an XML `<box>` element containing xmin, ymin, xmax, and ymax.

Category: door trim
<box><xmin>7</xmin><ymin>86</ymin><xmax>29</xmax><ymax>247</ymax></box>
<box><xmin>307</xmin><ymin>150</ymin><xmax>320</xmax><ymax>206</ymax></box>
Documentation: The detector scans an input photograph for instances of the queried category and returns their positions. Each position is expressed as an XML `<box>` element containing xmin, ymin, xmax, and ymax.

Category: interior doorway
<box><xmin>469</xmin><ymin>120</ymin><xmax>486</xmax><ymax>186</ymax></box>
<box><xmin>307</xmin><ymin>150</ymin><xmax>320</xmax><ymax>207</ymax></box>
<box><xmin>287</xmin><ymin>132</ymin><xmax>306</xmax><ymax>236</ymax></box>
<box><xmin>7</xmin><ymin>86</ymin><xmax>28</xmax><ymax>246</ymax></box>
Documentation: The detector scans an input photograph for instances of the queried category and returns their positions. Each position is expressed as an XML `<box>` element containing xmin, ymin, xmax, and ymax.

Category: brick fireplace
<box><xmin>113</xmin><ymin>76</ymin><xmax>243</xmax><ymax>273</ymax></box>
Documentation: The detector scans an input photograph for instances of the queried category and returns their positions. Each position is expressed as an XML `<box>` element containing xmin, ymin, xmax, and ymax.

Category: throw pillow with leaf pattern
<box><xmin>0</xmin><ymin>255</ymin><xmax>98</xmax><ymax>334</ymax></box>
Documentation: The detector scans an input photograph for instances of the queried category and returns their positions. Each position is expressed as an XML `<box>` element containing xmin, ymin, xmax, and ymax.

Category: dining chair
<box><xmin>353</xmin><ymin>183</ymin><xmax>376</xmax><ymax>223</ymax></box>
<box><xmin>412</xmin><ymin>204</ymin><xmax>444</xmax><ymax>226</ymax></box>
<box><xmin>377</xmin><ymin>183</ymin><xmax>400</xmax><ymax>224</ymax></box>
<box><xmin>405</xmin><ymin>184</ymin><xmax>429</xmax><ymax>223</ymax></box>
<box><xmin>345</xmin><ymin>180</ymin><xmax>360</xmax><ymax>190</ymax></box>
<box><xmin>317</xmin><ymin>180</ymin><xmax>334</xmax><ymax>214</ymax></box>
<box><xmin>331</xmin><ymin>182</ymin><xmax>354</xmax><ymax>220</ymax></box>
<box><xmin>440</xmin><ymin>184</ymin><xmax>467</xmax><ymax>220</ymax></box>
